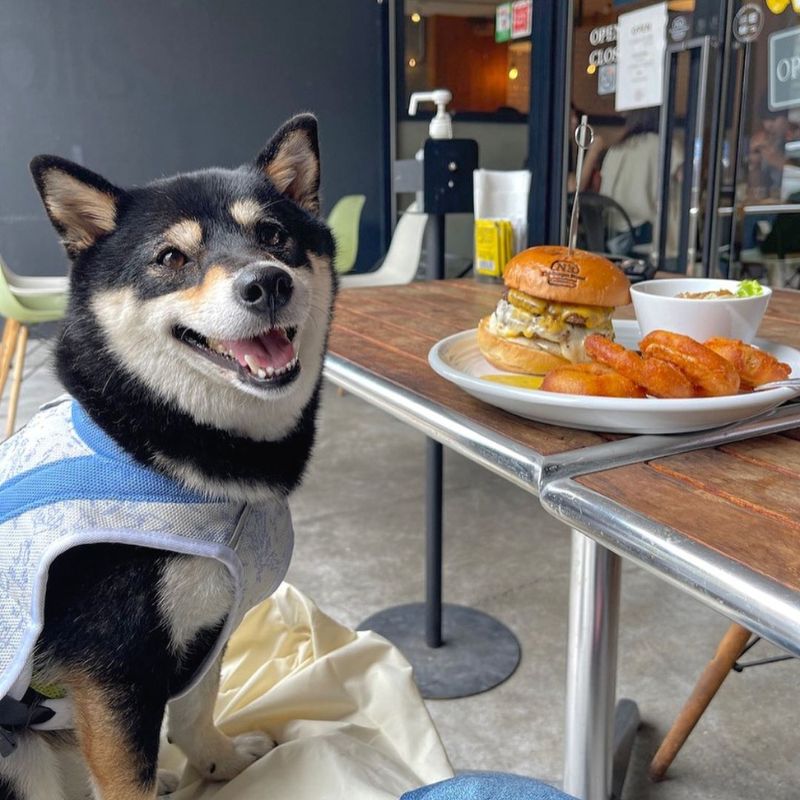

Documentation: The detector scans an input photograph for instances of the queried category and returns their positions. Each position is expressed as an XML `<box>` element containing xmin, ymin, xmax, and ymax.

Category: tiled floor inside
<box><xmin>11</xmin><ymin>339</ymin><xmax>799</xmax><ymax>799</ymax></box>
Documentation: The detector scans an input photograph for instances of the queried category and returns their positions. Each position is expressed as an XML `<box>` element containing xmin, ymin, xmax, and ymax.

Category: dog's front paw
<box><xmin>202</xmin><ymin>731</ymin><xmax>274</xmax><ymax>781</ymax></box>
<box><xmin>157</xmin><ymin>769</ymin><xmax>181</xmax><ymax>796</ymax></box>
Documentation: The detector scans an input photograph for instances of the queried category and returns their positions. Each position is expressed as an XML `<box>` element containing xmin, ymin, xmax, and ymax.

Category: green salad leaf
<box><xmin>736</xmin><ymin>280</ymin><xmax>764</xmax><ymax>297</ymax></box>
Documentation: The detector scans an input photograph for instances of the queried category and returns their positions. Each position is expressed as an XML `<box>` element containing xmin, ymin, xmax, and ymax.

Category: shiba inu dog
<box><xmin>0</xmin><ymin>114</ymin><xmax>336</xmax><ymax>800</ymax></box>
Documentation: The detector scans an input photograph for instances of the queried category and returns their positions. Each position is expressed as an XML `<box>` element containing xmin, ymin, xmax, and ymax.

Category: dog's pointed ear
<box><xmin>255</xmin><ymin>114</ymin><xmax>320</xmax><ymax>215</ymax></box>
<box><xmin>30</xmin><ymin>156</ymin><xmax>124</xmax><ymax>258</ymax></box>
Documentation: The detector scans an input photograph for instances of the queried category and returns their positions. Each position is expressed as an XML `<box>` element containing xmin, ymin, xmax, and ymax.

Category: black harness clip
<box><xmin>0</xmin><ymin>693</ymin><xmax>56</xmax><ymax>758</ymax></box>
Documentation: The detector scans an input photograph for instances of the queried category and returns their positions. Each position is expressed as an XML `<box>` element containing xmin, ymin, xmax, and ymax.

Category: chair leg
<box><xmin>0</xmin><ymin>319</ymin><xmax>21</xmax><ymax>400</ymax></box>
<box><xmin>649</xmin><ymin>622</ymin><xmax>752</xmax><ymax>782</ymax></box>
<box><xmin>5</xmin><ymin>325</ymin><xmax>28</xmax><ymax>439</ymax></box>
<box><xmin>0</xmin><ymin>319</ymin><xmax>14</xmax><ymax>360</ymax></box>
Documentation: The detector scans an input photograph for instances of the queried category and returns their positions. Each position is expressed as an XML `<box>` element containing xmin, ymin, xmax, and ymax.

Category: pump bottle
<box><xmin>408</xmin><ymin>89</ymin><xmax>453</xmax><ymax>210</ymax></box>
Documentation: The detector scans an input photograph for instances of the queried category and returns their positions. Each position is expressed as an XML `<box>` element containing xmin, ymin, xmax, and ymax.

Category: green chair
<box><xmin>327</xmin><ymin>194</ymin><xmax>366</xmax><ymax>274</ymax></box>
<box><xmin>0</xmin><ymin>260</ymin><xmax>67</xmax><ymax>438</ymax></box>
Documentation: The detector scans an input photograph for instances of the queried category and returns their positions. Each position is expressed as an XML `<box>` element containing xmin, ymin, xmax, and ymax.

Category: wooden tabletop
<box><xmin>329</xmin><ymin>280</ymin><xmax>602</xmax><ymax>456</ymax></box>
<box><xmin>330</xmin><ymin>278</ymin><xmax>800</xmax><ymax>598</ymax></box>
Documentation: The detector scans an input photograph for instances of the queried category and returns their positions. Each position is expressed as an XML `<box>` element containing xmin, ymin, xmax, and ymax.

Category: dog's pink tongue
<box><xmin>223</xmin><ymin>330</ymin><xmax>295</xmax><ymax>371</ymax></box>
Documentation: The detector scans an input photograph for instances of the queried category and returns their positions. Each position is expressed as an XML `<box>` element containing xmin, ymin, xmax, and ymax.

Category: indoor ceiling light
<box><xmin>411</xmin><ymin>12</ymin><xmax>421</xmax><ymax>23</ymax></box>
<box><xmin>508</xmin><ymin>67</ymin><xmax>519</xmax><ymax>80</ymax></box>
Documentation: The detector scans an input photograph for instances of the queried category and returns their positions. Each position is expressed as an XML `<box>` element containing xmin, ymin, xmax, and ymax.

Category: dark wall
<box><xmin>0</xmin><ymin>0</ymin><xmax>389</xmax><ymax>275</ymax></box>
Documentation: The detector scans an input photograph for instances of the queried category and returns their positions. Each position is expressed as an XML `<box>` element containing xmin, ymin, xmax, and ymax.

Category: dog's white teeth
<box><xmin>243</xmin><ymin>354</ymin><xmax>258</xmax><ymax>372</ymax></box>
<box><xmin>266</xmin><ymin>366</ymin><xmax>275</xmax><ymax>377</ymax></box>
<box><xmin>257</xmin><ymin>368</ymin><xmax>266</xmax><ymax>378</ymax></box>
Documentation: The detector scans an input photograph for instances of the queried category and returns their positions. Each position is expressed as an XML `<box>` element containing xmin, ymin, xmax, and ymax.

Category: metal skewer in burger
<box><xmin>477</xmin><ymin>115</ymin><xmax>631</xmax><ymax>375</ymax></box>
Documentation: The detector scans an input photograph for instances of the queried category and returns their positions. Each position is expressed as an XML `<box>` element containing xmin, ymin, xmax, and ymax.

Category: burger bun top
<box><xmin>504</xmin><ymin>245</ymin><xmax>631</xmax><ymax>307</ymax></box>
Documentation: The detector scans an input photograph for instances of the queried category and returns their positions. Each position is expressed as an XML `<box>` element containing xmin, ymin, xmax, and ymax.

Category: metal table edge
<box><xmin>324</xmin><ymin>353</ymin><xmax>543</xmax><ymax>494</ymax></box>
<box><xmin>542</xmin><ymin>402</ymin><xmax>800</xmax><ymax>482</ymax></box>
<box><xmin>540</xmin><ymin>476</ymin><xmax>800</xmax><ymax>657</ymax></box>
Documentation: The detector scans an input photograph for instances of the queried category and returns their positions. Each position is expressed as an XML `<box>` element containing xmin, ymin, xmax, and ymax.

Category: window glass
<box><xmin>403</xmin><ymin>2</ymin><xmax>530</xmax><ymax>117</ymax></box>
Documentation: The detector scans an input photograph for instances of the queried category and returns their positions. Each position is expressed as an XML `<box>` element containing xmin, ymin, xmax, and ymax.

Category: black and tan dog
<box><xmin>0</xmin><ymin>114</ymin><xmax>336</xmax><ymax>800</ymax></box>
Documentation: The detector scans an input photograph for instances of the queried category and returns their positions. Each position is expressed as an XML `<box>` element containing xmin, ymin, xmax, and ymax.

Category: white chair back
<box><xmin>340</xmin><ymin>207</ymin><xmax>429</xmax><ymax>288</ymax></box>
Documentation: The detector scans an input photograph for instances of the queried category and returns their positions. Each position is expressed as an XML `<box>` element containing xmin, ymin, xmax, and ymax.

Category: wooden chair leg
<box><xmin>649</xmin><ymin>622</ymin><xmax>752</xmax><ymax>782</ymax></box>
<box><xmin>0</xmin><ymin>319</ymin><xmax>21</xmax><ymax>400</ymax></box>
<box><xmin>0</xmin><ymin>319</ymin><xmax>14</xmax><ymax>360</ymax></box>
<box><xmin>5</xmin><ymin>325</ymin><xmax>28</xmax><ymax>439</ymax></box>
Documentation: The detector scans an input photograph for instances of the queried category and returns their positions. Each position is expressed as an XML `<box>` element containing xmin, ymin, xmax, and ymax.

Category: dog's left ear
<box><xmin>256</xmin><ymin>114</ymin><xmax>320</xmax><ymax>215</ymax></box>
<box><xmin>30</xmin><ymin>155</ymin><xmax>124</xmax><ymax>258</ymax></box>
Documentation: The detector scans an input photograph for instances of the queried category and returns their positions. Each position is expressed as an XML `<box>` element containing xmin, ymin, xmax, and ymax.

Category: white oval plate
<box><xmin>428</xmin><ymin>320</ymin><xmax>800</xmax><ymax>434</ymax></box>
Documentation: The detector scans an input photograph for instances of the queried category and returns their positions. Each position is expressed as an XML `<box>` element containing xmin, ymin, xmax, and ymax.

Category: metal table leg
<box><xmin>564</xmin><ymin>529</ymin><xmax>640</xmax><ymax>800</ymax></box>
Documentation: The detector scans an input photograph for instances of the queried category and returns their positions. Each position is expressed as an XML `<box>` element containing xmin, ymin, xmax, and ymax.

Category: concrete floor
<box><xmin>10</xmin><ymin>341</ymin><xmax>800</xmax><ymax>800</ymax></box>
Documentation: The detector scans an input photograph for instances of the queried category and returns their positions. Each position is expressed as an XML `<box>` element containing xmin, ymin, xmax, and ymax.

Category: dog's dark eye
<box><xmin>256</xmin><ymin>222</ymin><xmax>287</xmax><ymax>249</ymax></box>
<box><xmin>157</xmin><ymin>248</ymin><xmax>188</xmax><ymax>268</ymax></box>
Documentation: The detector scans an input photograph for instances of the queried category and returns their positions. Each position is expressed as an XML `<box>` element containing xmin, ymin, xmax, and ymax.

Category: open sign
<box><xmin>770</xmin><ymin>26</ymin><xmax>800</xmax><ymax>110</ymax></box>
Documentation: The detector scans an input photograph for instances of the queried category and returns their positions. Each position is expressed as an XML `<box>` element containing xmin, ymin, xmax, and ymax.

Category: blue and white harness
<box><xmin>0</xmin><ymin>396</ymin><xmax>293</xmax><ymax>754</ymax></box>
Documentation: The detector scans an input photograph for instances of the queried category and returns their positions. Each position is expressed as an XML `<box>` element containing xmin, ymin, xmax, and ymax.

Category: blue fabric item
<box><xmin>0</xmin><ymin>396</ymin><xmax>295</xmax><ymax>723</ymax></box>
<box><xmin>400</xmin><ymin>774</ymin><xmax>577</xmax><ymax>800</ymax></box>
<box><xmin>0</xmin><ymin>402</ymin><xmax>213</xmax><ymax>529</ymax></box>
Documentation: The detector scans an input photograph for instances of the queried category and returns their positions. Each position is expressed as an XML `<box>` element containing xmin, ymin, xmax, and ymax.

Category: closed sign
<box><xmin>770</xmin><ymin>26</ymin><xmax>800</xmax><ymax>110</ymax></box>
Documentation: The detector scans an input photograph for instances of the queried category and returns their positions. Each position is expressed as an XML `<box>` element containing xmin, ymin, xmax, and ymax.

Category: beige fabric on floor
<box><xmin>160</xmin><ymin>583</ymin><xmax>454</xmax><ymax>799</ymax></box>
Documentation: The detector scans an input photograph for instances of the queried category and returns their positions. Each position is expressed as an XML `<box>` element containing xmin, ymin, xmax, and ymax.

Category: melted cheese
<box><xmin>489</xmin><ymin>298</ymin><xmax>613</xmax><ymax>362</ymax></box>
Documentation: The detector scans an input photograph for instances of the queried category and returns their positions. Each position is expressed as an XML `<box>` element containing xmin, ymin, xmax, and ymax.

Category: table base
<box><xmin>358</xmin><ymin>602</ymin><xmax>521</xmax><ymax>699</ymax></box>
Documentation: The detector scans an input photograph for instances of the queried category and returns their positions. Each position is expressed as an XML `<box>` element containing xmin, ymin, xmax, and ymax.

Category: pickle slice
<box><xmin>507</xmin><ymin>289</ymin><xmax>547</xmax><ymax>315</ymax></box>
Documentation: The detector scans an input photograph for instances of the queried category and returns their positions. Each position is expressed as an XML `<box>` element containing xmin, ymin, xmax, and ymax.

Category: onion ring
<box><xmin>541</xmin><ymin>362</ymin><xmax>646</xmax><ymax>398</ymax></box>
<box><xmin>639</xmin><ymin>330</ymin><xmax>740</xmax><ymax>397</ymax></box>
<box><xmin>704</xmin><ymin>337</ymin><xmax>791</xmax><ymax>389</ymax></box>
<box><xmin>585</xmin><ymin>334</ymin><xmax>694</xmax><ymax>398</ymax></box>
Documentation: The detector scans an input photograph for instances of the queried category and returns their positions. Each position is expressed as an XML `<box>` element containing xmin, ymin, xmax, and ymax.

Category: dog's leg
<box><xmin>0</xmin><ymin>734</ymin><xmax>66</xmax><ymax>800</ymax></box>
<box><xmin>70</xmin><ymin>675</ymin><xmax>167</xmax><ymax>800</ymax></box>
<box><xmin>167</xmin><ymin>656</ymin><xmax>273</xmax><ymax>781</ymax></box>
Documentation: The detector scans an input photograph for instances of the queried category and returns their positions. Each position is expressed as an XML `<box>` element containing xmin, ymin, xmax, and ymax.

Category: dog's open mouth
<box><xmin>173</xmin><ymin>325</ymin><xmax>301</xmax><ymax>388</ymax></box>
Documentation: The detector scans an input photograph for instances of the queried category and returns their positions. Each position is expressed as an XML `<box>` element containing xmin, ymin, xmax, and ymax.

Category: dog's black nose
<box><xmin>234</xmin><ymin>266</ymin><xmax>293</xmax><ymax>315</ymax></box>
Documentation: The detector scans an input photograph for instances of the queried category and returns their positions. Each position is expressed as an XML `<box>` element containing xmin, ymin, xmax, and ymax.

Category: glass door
<box><xmin>565</xmin><ymin>1</ymin><xmax>714</xmax><ymax>271</ymax></box>
<box><xmin>721</xmin><ymin>0</ymin><xmax>800</xmax><ymax>285</ymax></box>
<box><xmin>565</xmin><ymin>0</ymin><xmax>800</xmax><ymax>283</ymax></box>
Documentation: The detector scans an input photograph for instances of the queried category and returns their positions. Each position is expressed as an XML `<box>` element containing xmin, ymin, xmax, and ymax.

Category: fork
<box><xmin>753</xmin><ymin>378</ymin><xmax>800</xmax><ymax>393</ymax></box>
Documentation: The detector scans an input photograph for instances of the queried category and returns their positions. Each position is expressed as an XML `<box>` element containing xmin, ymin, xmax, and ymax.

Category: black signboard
<box><xmin>770</xmin><ymin>26</ymin><xmax>800</xmax><ymax>111</ymax></box>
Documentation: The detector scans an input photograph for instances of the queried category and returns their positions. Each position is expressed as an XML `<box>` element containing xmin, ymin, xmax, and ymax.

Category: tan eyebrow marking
<box><xmin>164</xmin><ymin>219</ymin><xmax>202</xmax><ymax>253</ymax></box>
<box><xmin>230</xmin><ymin>198</ymin><xmax>264</xmax><ymax>228</ymax></box>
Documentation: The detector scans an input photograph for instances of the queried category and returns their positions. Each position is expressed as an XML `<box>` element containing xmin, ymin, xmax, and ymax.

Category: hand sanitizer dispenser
<box><xmin>408</xmin><ymin>89</ymin><xmax>454</xmax><ymax>141</ymax></box>
<box><xmin>407</xmin><ymin>89</ymin><xmax>477</xmax><ymax>216</ymax></box>
<box><xmin>408</xmin><ymin>90</ymin><xmax>453</xmax><ymax>209</ymax></box>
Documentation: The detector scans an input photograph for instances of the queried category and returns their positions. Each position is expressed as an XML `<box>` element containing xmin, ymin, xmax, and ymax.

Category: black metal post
<box><xmin>357</xmin><ymin>177</ymin><xmax>520</xmax><ymax>700</ymax></box>
<box><xmin>425</xmin><ymin>438</ymin><xmax>443</xmax><ymax>648</ymax></box>
<box><xmin>528</xmin><ymin>1</ymin><xmax>571</xmax><ymax>246</ymax></box>
<box><xmin>425</xmin><ymin>212</ymin><xmax>445</xmax><ymax>648</ymax></box>
<box><xmin>426</xmin><ymin>214</ymin><xmax>446</xmax><ymax>280</ymax></box>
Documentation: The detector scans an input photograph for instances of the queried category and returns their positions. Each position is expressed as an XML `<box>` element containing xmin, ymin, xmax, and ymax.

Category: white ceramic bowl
<box><xmin>630</xmin><ymin>279</ymin><xmax>771</xmax><ymax>342</ymax></box>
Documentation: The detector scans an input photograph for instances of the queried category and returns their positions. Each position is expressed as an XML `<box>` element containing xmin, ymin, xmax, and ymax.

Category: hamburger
<box><xmin>478</xmin><ymin>245</ymin><xmax>631</xmax><ymax>375</ymax></box>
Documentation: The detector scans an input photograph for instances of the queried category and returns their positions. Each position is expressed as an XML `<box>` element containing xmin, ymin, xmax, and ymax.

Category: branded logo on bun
<box><xmin>477</xmin><ymin>245</ymin><xmax>631</xmax><ymax>375</ymax></box>
<box><xmin>544</xmin><ymin>259</ymin><xmax>586</xmax><ymax>288</ymax></box>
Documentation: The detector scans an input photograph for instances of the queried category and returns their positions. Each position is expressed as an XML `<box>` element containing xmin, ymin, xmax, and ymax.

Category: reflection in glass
<box><xmin>402</xmin><ymin>3</ymin><xmax>530</xmax><ymax>117</ymax></box>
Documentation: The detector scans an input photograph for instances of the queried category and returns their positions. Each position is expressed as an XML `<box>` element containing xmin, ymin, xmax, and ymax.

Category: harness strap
<box><xmin>0</xmin><ymin>691</ymin><xmax>56</xmax><ymax>757</ymax></box>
